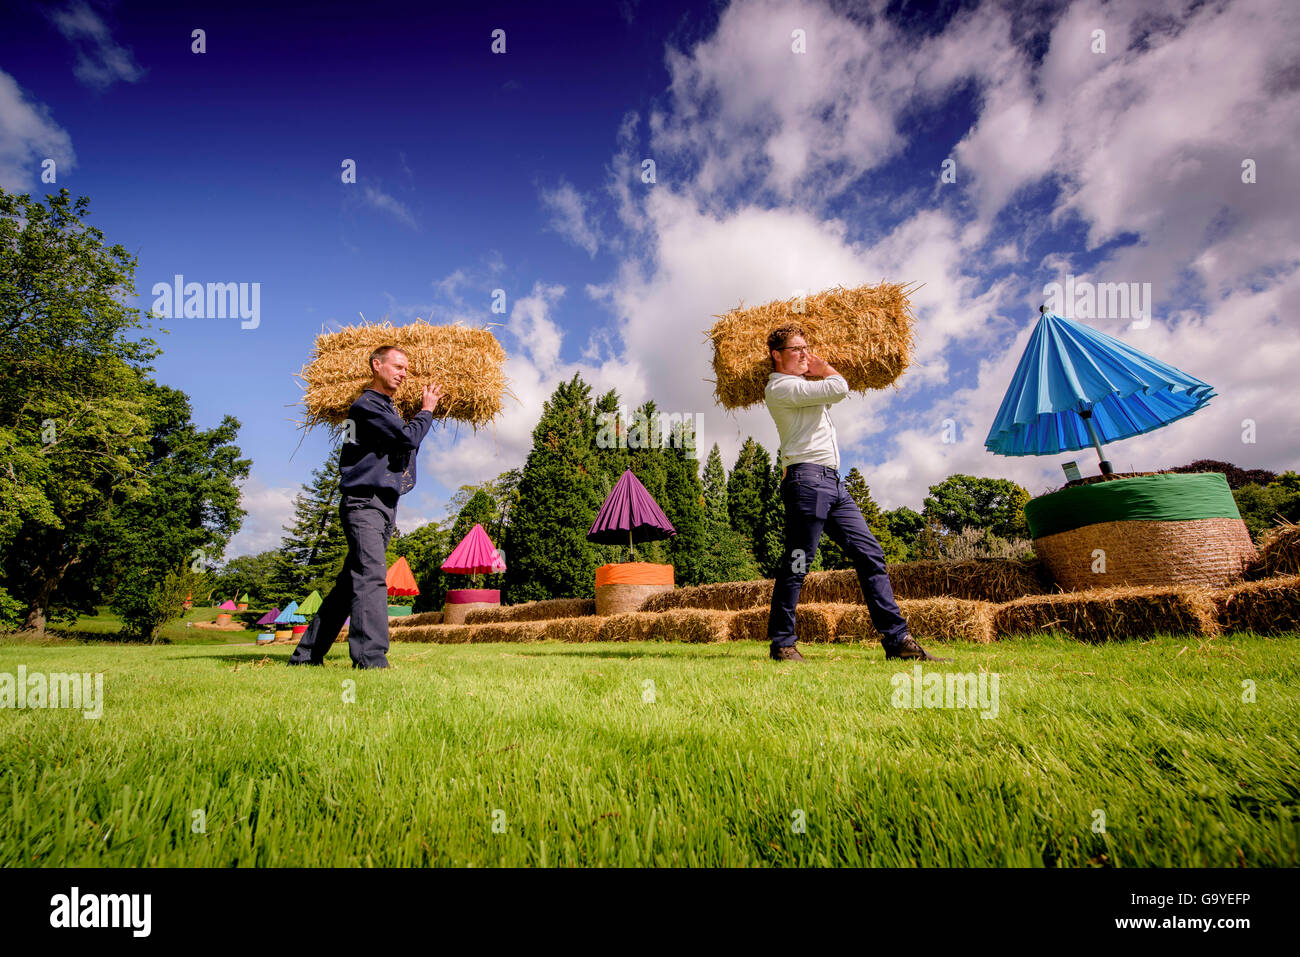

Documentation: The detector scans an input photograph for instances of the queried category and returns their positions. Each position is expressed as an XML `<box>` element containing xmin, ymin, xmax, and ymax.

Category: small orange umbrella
<box><xmin>386</xmin><ymin>556</ymin><xmax>419</xmax><ymax>597</ymax></box>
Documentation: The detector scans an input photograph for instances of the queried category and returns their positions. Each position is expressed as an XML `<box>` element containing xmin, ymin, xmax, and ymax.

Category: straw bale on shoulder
<box><xmin>707</xmin><ymin>281</ymin><xmax>917</xmax><ymax>410</ymax></box>
<box><xmin>297</xmin><ymin>320</ymin><xmax>509</xmax><ymax>430</ymax></box>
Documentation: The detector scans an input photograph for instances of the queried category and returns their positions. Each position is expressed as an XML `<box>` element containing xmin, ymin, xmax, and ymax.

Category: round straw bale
<box><xmin>597</xmin><ymin>582</ymin><xmax>673</xmax><ymax>616</ymax></box>
<box><xmin>706</xmin><ymin>281</ymin><xmax>917</xmax><ymax>410</ymax></box>
<box><xmin>1033</xmin><ymin>518</ymin><xmax>1256</xmax><ymax>590</ymax></box>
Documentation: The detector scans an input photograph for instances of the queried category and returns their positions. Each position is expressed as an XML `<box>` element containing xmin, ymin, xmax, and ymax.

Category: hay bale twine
<box><xmin>594</xmin><ymin>562</ymin><xmax>674</xmax><ymax>617</ymax></box>
<box><xmin>1025</xmin><ymin>473</ymin><xmax>1257</xmax><ymax>590</ymax></box>
<box><xmin>443</xmin><ymin>588</ymin><xmax>500</xmax><ymax>625</ymax></box>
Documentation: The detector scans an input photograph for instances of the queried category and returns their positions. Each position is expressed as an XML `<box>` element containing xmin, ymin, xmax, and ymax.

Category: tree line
<box><xmin>6</xmin><ymin>187</ymin><xmax>1298</xmax><ymax>634</ymax></box>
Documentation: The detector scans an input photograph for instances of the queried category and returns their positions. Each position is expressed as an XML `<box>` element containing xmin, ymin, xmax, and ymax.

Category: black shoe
<box><xmin>884</xmin><ymin>636</ymin><xmax>951</xmax><ymax>662</ymax></box>
<box><xmin>770</xmin><ymin>644</ymin><xmax>806</xmax><ymax>662</ymax></box>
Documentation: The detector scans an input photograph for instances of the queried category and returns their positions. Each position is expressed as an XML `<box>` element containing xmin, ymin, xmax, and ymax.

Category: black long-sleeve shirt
<box><xmin>339</xmin><ymin>388</ymin><xmax>434</xmax><ymax>504</ymax></box>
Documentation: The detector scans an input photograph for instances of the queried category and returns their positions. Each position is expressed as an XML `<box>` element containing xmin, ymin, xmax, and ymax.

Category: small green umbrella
<box><xmin>297</xmin><ymin>590</ymin><xmax>323</xmax><ymax>616</ymax></box>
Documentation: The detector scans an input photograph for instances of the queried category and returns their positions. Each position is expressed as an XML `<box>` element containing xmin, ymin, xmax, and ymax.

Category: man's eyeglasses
<box><xmin>777</xmin><ymin>346</ymin><xmax>811</xmax><ymax>354</ymax></box>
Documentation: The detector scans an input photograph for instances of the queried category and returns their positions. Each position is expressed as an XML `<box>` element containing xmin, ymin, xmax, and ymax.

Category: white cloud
<box><xmin>361</xmin><ymin>184</ymin><xmax>417</xmax><ymax>228</ymax></box>
<box><xmin>591</xmin><ymin>0</ymin><xmax>1300</xmax><ymax>510</ymax></box>
<box><xmin>48</xmin><ymin>1</ymin><xmax>144</xmax><ymax>90</ymax></box>
<box><xmin>540</xmin><ymin>180</ymin><xmax>600</xmax><ymax>256</ymax></box>
<box><xmin>0</xmin><ymin>70</ymin><xmax>75</xmax><ymax>192</ymax></box>
<box><xmin>223</xmin><ymin>477</ymin><xmax>298</xmax><ymax>559</ymax></box>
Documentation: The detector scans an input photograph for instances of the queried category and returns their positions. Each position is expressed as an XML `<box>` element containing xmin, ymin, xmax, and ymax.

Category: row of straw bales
<box><xmin>374</xmin><ymin>574</ymin><xmax>1300</xmax><ymax>645</ymax></box>
<box><xmin>638</xmin><ymin>560</ymin><xmax>1052</xmax><ymax>613</ymax></box>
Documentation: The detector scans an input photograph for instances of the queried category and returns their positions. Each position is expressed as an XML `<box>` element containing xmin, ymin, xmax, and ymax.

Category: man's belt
<box><xmin>782</xmin><ymin>463</ymin><xmax>840</xmax><ymax>481</ymax></box>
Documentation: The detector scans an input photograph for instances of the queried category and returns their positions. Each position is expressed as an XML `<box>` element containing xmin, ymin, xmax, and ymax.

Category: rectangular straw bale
<box><xmin>639</xmin><ymin>579</ymin><xmax>773</xmax><ymax>612</ymax></box>
<box><xmin>543</xmin><ymin>617</ymin><xmax>608</xmax><ymax>643</ymax></box>
<box><xmin>707</xmin><ymin>281</ymin><xmax>918</xmax><ymax>410</ymax></box>
<box><xmin>465</xmin><ymin>598</ymin><xmax>595</xmax><ymax>624</ymax></box>
<box><xmin>801</xmin><ymin>561</ymin><xmax>1051</xmax><ymax>604</ymax></box>
<box><xmin>466</xmin><ymin>621</ymin><xmax>547</xmax><ymax>643</ymax></box>
<box><xmin>728</xmin><ymin>603</ymin><xmax>849</xmax><ymax>643</ymax></box>
<box><xmin>885</xmin><ymin>560</ymin><xmax>1053</xmax><ymax>602</ymax></box>
<box><xmin>1211</xmin><ymin>574</ymin><xmax>1300</xmax><ymax>635</ymax></box>
<box><xmin>597</xmin><ymin>613</ymin><xmax>660</xmax><ymax>642</ymax></box>
<box><xmin>1260</xmin><ymin>522</ymin><xmax>1300</xmax><ymax>578</ymax></box>
<box><xmin>649</xmin><ymin>609</ymin><xmax>735</xmax><ymax>643</ymax></box>
<box><xmin>994</xmin><ymin>585</ymin><xmax>1221</xmax><ymax>642</ymax></box>
<box><xmin>390</xmin><ymin>611</ymin><xmax>442</xmax><ymax>628</ymax></box>
<box><xmin>297</xmin><ymin>320</ymin><xmax>509</xmax><ymax>430</ymax></box>
<box><xmin>834</xmin><ymin>598</ymin><xmax>996</xmax><ymax>644</ymax></box>
<box><xmin>388</xmin><ymin>624</ymin><xmax>473</xmax><ymax>643</ymax></box>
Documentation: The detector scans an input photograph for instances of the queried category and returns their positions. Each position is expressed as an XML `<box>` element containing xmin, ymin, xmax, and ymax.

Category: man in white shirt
<box><xmin>763</xmin><ymin>322</ymin><xmax>949</xmax><ymax>663</ymax></box>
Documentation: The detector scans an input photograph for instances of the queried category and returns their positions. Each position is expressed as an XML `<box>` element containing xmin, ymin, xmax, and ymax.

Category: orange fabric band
<box><xmin>594</xmin><ymin>562</ymin><xmax>675</xmax><ymax>587</ymax></box>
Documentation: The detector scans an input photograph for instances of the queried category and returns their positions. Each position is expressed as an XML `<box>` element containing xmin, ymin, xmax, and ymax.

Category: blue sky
<box><xmin>3</xmin><ymin>0</ymin><xmax>1298</xmax><ymax>559</ymax></box>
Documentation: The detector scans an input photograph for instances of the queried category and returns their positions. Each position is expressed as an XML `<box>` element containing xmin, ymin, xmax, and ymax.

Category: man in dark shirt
<box><xmin>289</xmin><ymin>345</ymin><xmax>442</xmax><ymax>669</ymax></box>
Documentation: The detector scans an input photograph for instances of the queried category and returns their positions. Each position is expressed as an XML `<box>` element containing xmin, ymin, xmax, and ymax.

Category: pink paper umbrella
<box><xmin>441</xmin><ymin>523</ymin><xmax>505</xmax><ymax>575</ymax></box>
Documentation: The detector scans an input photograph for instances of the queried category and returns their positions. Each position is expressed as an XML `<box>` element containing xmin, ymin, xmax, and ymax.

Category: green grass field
<box><xmin>1</xmin><ymin>632</ymin><xmax>1297</xmax><ymax>866</ymax></box>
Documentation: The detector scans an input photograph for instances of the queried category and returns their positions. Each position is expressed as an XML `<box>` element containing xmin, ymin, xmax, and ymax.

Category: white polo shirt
<box><xmin>764</xmin><ymin>372</ymin><xmax>847</xmax><ymax>474</ymax></box>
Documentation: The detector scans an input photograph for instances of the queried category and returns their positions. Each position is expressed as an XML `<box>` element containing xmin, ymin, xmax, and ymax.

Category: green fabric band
<box><xmin>1024</xmin><ymin>472</ymin><xmax>1242</xmax><ymax>538</ymax></box>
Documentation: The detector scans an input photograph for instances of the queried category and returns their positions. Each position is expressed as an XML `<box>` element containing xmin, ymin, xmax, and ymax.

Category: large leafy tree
<box><xmin>96</xmin><ymin>382</ymin><xmax>250</xmax><ymax>631</ymax></box>
<box><xmin>210</xmin><ymin>549</ymin><xmax>280</xmax><ymax>607</ymax></box>
<box><xmin>1</xmin><ymin>188</ymin><xmax>169</xmax><ymax>631</ymax></box>
<box><xmin>922</xmin><ymin>474</ymin><xmax>1031</xmax><ymax>540</ymax></box>
<box><xmin>503</xmin><ymin>374</ymin><xmax>604</xmax><ymax>602</ymax></box>
<box><xmin>881</xmin><ymin>506</ymin><xmax>924</xmax><ymax>557</ymax></box>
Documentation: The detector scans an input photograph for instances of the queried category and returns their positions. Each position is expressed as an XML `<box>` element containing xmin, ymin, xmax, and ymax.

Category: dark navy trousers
<box><xmin>767</xmin><ymin>463</ymin><xmax>910</xmax><ymax>649</ymax></box>
<box><xmin>289</xmin><ymin>491</ymin><xmax>397</xmax><ymax>669</ymax></box>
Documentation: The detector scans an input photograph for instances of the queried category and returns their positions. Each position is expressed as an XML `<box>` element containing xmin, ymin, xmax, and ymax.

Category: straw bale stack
<box><xmin>1211</xmin><ymin>574</ymin><xmax>1300</xmax><ymax>635</ymax></box>
<box><xmin>297</xmin><ymin>319</ymin><xmax>509</xmax><ymax>430</ymax></box>
<box><xmin>707</xmin><ymin>281</ymin><xmax>917</xmax><ymax>410</ymax></box>
<box><xmin>465</xmin><ymin>598</ymin><xmax>595</xmax><ymax>624</ymax></box>
<box><xmin>993</xmin><ymin>586</ymin><xmax>1221</xmax><ymax>642</ymax></box>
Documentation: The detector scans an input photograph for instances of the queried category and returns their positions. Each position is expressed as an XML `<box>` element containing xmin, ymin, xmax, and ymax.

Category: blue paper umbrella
<box><xmin>273</xmin><ymin>601</ymin><xmax>305</xmax><ymax>625</ymax></box>
<box><xmin>985</xmin><ymin>309</ymin><xmax>1215</xmax><ymax>472</ymax></box>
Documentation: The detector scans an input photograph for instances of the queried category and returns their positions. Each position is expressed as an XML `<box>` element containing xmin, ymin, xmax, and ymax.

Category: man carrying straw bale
<box><xmin>289</xmin><ymin>345</ymin><xmax>443</xmax><ymax>669</ymax></box>
<box><xmin>764</xmin><ymin>322</ymin><xmax>949</xmax><ymax>663</ymax></box>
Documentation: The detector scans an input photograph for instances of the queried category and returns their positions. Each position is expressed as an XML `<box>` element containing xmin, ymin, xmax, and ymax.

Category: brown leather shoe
<box><xmin>885</xmin><ymin>635</ymin><xmax>951</xmax><ymax>662</ymax></box>
<box><xmin>770</xmin><ymin>644</ymin><xmax>806</xmax><ymax>662</ymax></box>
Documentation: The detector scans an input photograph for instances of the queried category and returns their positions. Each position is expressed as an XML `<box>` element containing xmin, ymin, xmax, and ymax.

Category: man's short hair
<box><xmin>369</xmin><ymin>344</ymin><xmax>406</xmax><ymax>375</ymax></box>
<box><xmin>767</xmin><ymin>322</ymin><xmax>807</xmax><ymax>355</ymax></box>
